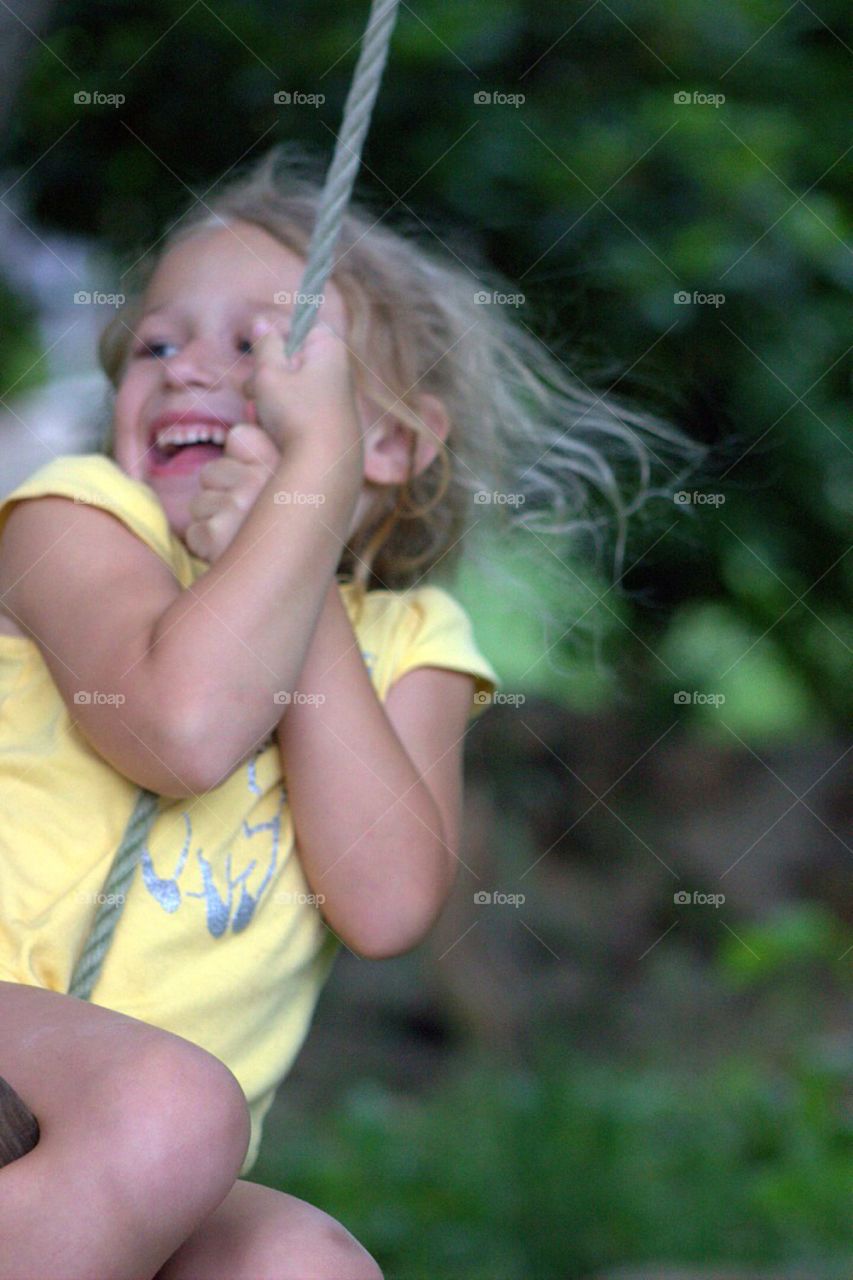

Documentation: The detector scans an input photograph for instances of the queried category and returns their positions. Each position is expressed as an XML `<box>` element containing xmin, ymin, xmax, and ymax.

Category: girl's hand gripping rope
<box><xmin>185</xmin><ymin>424</ymin><xmax>281</xmax><ymax>563</ymax></box>
<box><xmin>243</xmin><ymin>313</ymin><xmax>362</xmax><ymax>456</ymax></box>
<box><xmin>186</xmin><ymin>312</ymin><xmax>363</xmax><ymax>564</ymax></box>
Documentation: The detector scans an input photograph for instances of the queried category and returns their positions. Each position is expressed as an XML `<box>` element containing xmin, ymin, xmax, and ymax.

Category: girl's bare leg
<box><xmin>0</xmin><ymin>981</ymin><xmax>251</xmax><ymax>1280</ymax></box>
<box><xmin>154</xmin><ymin>1180</ymin><xmax>383</xmax><ymax>1280</ymax></box>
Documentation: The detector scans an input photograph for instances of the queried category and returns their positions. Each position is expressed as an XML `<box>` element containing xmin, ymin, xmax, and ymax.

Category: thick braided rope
<box><xmin>285</xmin><ymin>0</ymin><xmax>401</xmax><ymax>356</ymax></box>
<box><xmin>68</xmin><ymin>788</ymin><xmax>160</xmax><ymax>1000</ymax></box>
<box><xmin>69</xmin><ymin>2</ymin><xmax>400</xmax><ymax>1002</ymax></box>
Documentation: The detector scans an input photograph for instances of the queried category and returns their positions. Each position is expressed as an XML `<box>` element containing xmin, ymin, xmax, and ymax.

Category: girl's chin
<box><xmin>146</xmin><ymin>478</ymin><xmax>195</xmax><ymax>539</ymax></box>
<box><xmin>143</xmin><ymin>446</ymin><xmax>224</xmax><ymax>534</ymax></box>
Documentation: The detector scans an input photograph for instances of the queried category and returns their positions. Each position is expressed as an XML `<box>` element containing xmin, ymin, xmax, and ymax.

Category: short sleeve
<box><xmin>389</xmin><ymin>585</ymin><xmax>501</xmax><ymax>720</ymax></box>
<box><xmin>0</xmin><ymin>453</ymin><xmax>202</xmax><ymax>587</ymax></box>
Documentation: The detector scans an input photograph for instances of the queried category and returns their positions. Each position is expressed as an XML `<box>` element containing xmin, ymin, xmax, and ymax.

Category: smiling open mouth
<box><xmin>149</xmin><ymin>440</ymin><xmax>225</xmax><ymax>476</ymax></box>
<box><xmin>149</xmin><ymin>421</ymin><xmax>229</xmax><ymax>476</ymax></box>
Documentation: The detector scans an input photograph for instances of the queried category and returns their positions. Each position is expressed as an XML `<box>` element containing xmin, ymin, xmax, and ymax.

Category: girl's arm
<box><xmin>144</xmin><ymin>321</ymin><xmax>365</xmax><ymax>787</ymax></box>
<box><xmin>0</xmin><ymin>323</ymin><xmax>364</xmax><ymax>797</ymax></box>
<box><xmin>147</xmin><ymin>425</ymin><xmax>362</xmax><ymax>787</ymax></box>
<box><xmin>275</xmin><ymin>580</ymin><xmax>475</xmax><ymax>959</ymax></box>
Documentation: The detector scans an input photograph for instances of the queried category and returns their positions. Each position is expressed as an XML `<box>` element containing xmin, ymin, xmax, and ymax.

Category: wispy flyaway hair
<box><xmin>98</xmin><ymin>142</ymin><xmax>707</xmax><ymax>616</ymax></box>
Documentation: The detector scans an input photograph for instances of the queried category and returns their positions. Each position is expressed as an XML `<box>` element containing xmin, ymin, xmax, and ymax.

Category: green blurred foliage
<box><xmin>0</xmin><ymin>279</ymin><xmax>40</xmax><ymax>400</ymax></box>
<box><xmin>717</xmin><ymin>901</ymin><xmax>852</xmax><ymax>985</ymax></box>
<box><xmin>3</xmin><ymin>10</ymin><xmax>849</xmax><ymax>1272</ymax></box>
<box><xmin>2</xmin><ymin>0</ymin><xmax>850</xmax><ymax>733</ymax></box>
<box><xmin>251</xmin><ymin>1045</ymin><xmax>853</xmax><ymax>1278</ymax></box>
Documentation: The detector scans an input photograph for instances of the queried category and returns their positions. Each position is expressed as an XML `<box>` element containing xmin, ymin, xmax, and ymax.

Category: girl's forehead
<box><xmin>140</xmin><ymin>296</ymin><xmax>288</xmax><ymax>322</ymax></box>
<box><xmin>146</xmin><ymin>226</ymin><xmax>300</xmax><ymax>296</ymax></box>
<box><xmin>143</xmin><ymin>223</ymin><xmax>347</xmax><ymax>324</ymax></box>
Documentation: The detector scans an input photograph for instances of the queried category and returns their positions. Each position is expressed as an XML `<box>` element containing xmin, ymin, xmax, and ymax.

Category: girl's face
<box><xmin>112</xmin><ymin>219</ymin><xmax>354</xmax><ymax>540</ymax></box>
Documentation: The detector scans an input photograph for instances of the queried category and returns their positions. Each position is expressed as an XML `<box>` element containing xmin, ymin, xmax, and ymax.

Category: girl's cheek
<box><xmin>114</xmin><ymin>369</ymin><xmax>144</xmax><ymax>416</ymax></box>
<box><xmin>112</xmin><ymin>394</ymin><xmax>141</xmax><ymax>446</ymax></box>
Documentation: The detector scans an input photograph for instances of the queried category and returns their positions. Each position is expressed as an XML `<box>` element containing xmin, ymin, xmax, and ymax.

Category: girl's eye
<box><xmin>132</xmin><ymin>336</ymin><xmax>254</xmax><ymax>359</ymax></box>
<box><xmin>135</xmin><ymin>340</ymin><xmax>178</xmax><ymax>359</ymax></box>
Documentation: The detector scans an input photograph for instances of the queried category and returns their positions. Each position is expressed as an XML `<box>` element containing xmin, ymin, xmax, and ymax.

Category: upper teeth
<box><xmin>154</xmin><ymin>423</ymin><xmax>228</xmax><ymax>449</ymax></box>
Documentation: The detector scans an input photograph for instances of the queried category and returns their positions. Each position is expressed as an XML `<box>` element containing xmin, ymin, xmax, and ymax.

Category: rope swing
<box><xmin>68</xmin><ymin>788</ymin><xmax>161</xmax><ymax>999</ymax></box>
<box><xmin>286</xmin><ymin>0</ymin><xmax>402</xmax><ymax>356</ymax></box>
<box><xmin>68</xmin><ymin>0</ymin><xmax>402</xmax><ymax>1003</ymax></box>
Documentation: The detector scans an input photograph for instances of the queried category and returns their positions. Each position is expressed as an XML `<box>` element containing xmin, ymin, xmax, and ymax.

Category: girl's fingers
<box><xmin>242</xmin><ymin>329</ymin><xmax>296</xmax><ymax>400</ymax></box>
<box><xmin>184</xmin><ymin>521</ymin><xmax>211</xmax><ymax>561</ymax></box>
<box><xmin>252</xmin><ymin>319</ymin><xmax>292</xmax><ymax>362</ymax></box>
<box><xmin>198</xmin><ymin>457</ymin><xmax>253</xmax><ymax>490</ymax></box>
<box><xmin>187</xmin><ymin>510</ymin><xmax>232</xmax><ymax>561</ymax></box>
<box><xmin>255</xmin><ymin>329</ymin><xmax>289</xmax><ymax>364</ymax></box>
<box><xmin>224</xmin><ymin>424</ymin><xmax>281</xmax><ymax>469</ymax></box>
<box><xmin>247</xmin><ymin>312</ymin><xmax>345</xmax><ymax>376</ymax></box>
<box><xmin>188</xmin><ymin>489</ymin><xmax>224</xmax><ymax>521</ymax></box>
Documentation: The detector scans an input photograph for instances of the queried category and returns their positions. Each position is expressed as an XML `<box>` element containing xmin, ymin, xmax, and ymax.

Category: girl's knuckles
<box><xmin>228</xmin><ymin>490</ymin><xmax>252</xmax><ymax>513</ymax></box>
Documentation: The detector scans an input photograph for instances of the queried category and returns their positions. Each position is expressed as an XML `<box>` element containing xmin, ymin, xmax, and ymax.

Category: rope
<box><xmin>286</xmin><ymin>0</ymin><xmax>401</xmax><ymax>356</ymax></box>
<box><xmin>69</xmin><ymin>1</ymin><xmax>400</xmax><ymax>1001</ymax></box>
<box><xmin>68</xmin><ymin>788</ymin><xmax>160</xmax><ymax>1000</ymax></box>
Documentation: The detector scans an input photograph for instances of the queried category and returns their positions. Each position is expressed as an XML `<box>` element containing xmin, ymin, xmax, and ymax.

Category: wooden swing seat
<box><xmin>0</xmin><ymin>1074</ymin><xmax>40</xmax><ymax>1168</ymax></box>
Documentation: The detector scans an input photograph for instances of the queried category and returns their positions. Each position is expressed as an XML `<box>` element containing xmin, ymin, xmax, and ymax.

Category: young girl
<box><xmin>0</xmin><ymin>145</ymin><xmax>702</xmax><ymax>1280</ymax></box>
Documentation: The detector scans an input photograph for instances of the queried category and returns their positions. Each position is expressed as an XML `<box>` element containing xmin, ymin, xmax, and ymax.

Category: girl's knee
<box><xmin>95</xmin><ymin>1035</ymin><xmax>250</xmax><ymax>1224</ymax></box>
<box><xmin>0</xmin><ymin>984</ymin><xmax>250</xmax><ymax>1199</ymax></box>
<box><xmin>0</xmin><ymin>989</ymin><xmax>251</xmax><ymax>1277</ymax></box>
<box><xmin>290</xmin><ymin>1206</ymin><xmax>383</xmax><ymax>1280</ymax></box>
<box><xmin>161</xmin><ymin>1183</ymin><xmax>383</xmax><ymax>1280</ymax></box>
<box><xmin>317</xmin><ymin>1241</ymin><xmax>383</xmax><ymax>1279</ymax></box>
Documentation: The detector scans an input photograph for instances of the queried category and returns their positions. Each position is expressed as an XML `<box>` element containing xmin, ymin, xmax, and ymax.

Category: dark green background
<box><xmin>1</xmin><ymin>2</ymin><xmax>850</xmax><ymax>1276</ymax></box>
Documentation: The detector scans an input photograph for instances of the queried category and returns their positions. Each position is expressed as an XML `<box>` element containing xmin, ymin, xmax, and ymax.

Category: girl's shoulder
<box><xmin>340</xmin><ymin>579</ymin><xmax>470</xmax><ymax>616</ymax></box>
<box><xmin>338</xmin><ymin>580</ymin><xmax>470</xmax><ymax>638</ymax></box>
<box><xmin>341</xmin><ymin>580</ymin><xmax>500</xmax><ymax>717</ymax></box>
<box><xmin>0</xmin><ymin>453</ymin><xmax>196</xmax><ymax>586</ymax></box>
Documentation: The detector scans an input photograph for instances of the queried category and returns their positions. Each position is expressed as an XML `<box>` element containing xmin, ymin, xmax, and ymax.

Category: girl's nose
<box><xmin>162</xmin><ymin>338</ymin><xmax>227</xmax><ymax>388</ymax></box>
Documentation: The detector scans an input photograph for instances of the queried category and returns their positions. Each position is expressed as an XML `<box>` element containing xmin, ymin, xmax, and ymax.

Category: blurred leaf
<box><xmin>717</xmin><ymin>903</ymin><xmax>852</xmax><ymax>986</ymax></box>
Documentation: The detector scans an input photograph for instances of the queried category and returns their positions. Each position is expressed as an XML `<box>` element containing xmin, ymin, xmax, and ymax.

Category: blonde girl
<box><xmin>0</xmin><ymin>144</ymin><xmax>702</xmax><ymax>1279</ymax></box>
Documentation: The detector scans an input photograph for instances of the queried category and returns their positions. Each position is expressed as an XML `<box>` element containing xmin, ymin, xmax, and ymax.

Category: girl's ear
<box><xmin>362</xmin><ymin>393</ymin><xmax>450</xmax><ymax>485</ymax></box>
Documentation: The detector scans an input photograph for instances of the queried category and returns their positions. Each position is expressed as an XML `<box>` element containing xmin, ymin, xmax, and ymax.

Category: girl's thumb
<box><xmin>226</xmin><ymin>423</ymin><xmax>281</xmax><ymax>467</ymax></box>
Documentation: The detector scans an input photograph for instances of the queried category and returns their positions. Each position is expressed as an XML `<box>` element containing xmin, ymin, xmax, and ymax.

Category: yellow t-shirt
<box><xmin>0</xmin><ymin>453</ymin><xmax>500</xmax><ymax>1176</ymax></box>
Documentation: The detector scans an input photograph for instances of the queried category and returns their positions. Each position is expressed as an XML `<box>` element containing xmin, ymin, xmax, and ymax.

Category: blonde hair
<box><xmin>98</xmin><ymin>143</ymin><xmax>707</xmax><ymax>631</ymax></box>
